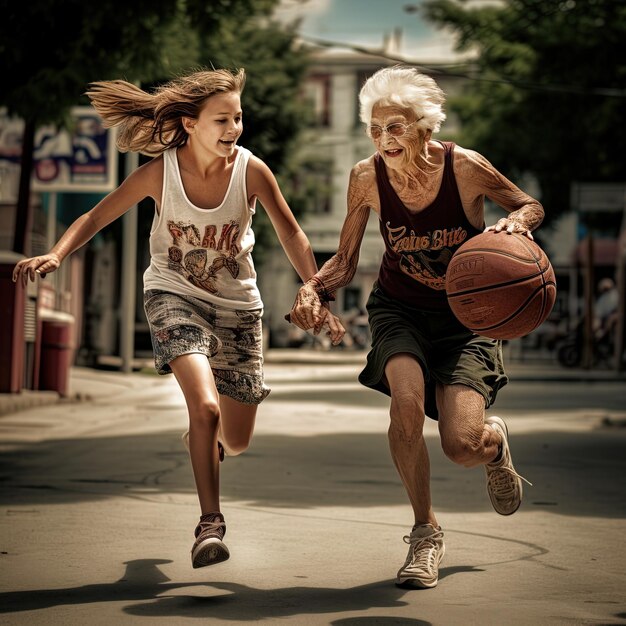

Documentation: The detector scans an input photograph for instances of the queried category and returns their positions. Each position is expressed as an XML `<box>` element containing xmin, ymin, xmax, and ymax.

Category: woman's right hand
<box><xmin>289</xmin><ymin>283</ymin><xmax>324</xmax><ymax>332</ymax></box>
<box><xmin>12</xmin><ymin>253</ymin><xmax>61</xmax><ymax>286</ymax></box>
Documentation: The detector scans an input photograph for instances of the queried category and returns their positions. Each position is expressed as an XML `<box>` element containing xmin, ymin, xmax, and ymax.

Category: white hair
<box><xmin>359</xmin><ymin>66</ymin><xmax>447</xmax><ymax>133</ymax></box>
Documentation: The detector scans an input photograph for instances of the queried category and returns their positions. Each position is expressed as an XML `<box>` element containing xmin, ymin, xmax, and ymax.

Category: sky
<box><xmin>273</xmin><ymin>0</ymin><xmax>462</xmax><ymax>63</ymax></box>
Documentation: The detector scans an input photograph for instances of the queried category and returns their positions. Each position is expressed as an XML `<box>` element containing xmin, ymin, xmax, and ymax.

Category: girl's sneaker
<box><xmin>191</xmin><ymin>512</ymin><xmax>229</xmax><ymax>568</ymax></box>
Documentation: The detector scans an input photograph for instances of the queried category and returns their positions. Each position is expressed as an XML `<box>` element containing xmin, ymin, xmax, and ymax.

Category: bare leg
<box><xmin>437</xmin><ymin>383</ymin><xmax>527</xmax><ymax>515</ymax></box>
<box><xmin>170</xmin><ymin>353</ymin><xmax>221</xmax><ymax>514</ymax></box>
<box><xmin>218</xmin><ymin>394</ymin><xmax>258</xmax><ymax>456</ymax></box>
<box><xmin>436</xmin><ymin>383</ymin><xmax>501</xmax><ymax>467</ymax></box>
<box><xmin>385</xmin><ymin>354</ymin><xmax>437</xmax><ymax>528</ymax></box>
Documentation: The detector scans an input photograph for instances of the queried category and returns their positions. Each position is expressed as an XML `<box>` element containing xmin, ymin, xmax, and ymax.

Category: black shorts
<box><xmin>358</xmin><ymin>283</ymin><xmax>508</xmax><ymax>420</ymax></box>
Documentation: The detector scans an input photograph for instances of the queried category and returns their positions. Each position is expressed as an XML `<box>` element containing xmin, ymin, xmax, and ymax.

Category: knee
<box><xmin>390</xmin><ymin>388</ymin><xmax>425</xmax><ymax>420</ymax></box>
<box><xmin>221</xmin><ymin>432</ymin><xmax>252</xmax><ymax>456</ymax></box>
<box><xmin>441</xmin><ymin>434</ymin><xmax>482</xmax><ymax>466</ymax></box>
<box><xmin>188</xmin><ymin>398</ymin><xmax>221</xmax><ymax>431</ymax></box>
<box><xmin>389</xmin><ymin>389</ymin><xmax>425</xmax><ymax>444</ymax></box>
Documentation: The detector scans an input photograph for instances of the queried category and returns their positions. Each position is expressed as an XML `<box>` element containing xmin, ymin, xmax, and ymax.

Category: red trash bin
<box><xmin>0</xmin><ymin>252</ymin><xmax>26</xmax><ymax>393</ymax></box>
<box><xmin>39</xmin><ymin>310</ymin><xmax>75</xmax><ymax>397</ymax></box>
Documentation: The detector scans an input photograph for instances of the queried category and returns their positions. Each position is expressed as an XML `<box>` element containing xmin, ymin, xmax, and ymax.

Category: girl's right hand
<box><xmin>12</xmin><ymin>253</ymin><xmax>61</xmax><ymax>286</ymax></box>
<box><xmin>319</xmin><ymin>310</ymin><xmax>346</xmax><ymax>346</ymax></box>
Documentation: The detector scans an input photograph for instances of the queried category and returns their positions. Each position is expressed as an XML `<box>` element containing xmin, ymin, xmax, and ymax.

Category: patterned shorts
<box><xmin>143</xmin><ymin>289</ymin><xmax>270</xmax><ymax>405</ymax></box>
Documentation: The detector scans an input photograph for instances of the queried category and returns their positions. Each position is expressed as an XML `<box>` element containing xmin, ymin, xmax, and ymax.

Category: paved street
<box><xmin>0</xmin><ymin>353</ymin><xmax>625</xmax><ymax>625</ymax></box>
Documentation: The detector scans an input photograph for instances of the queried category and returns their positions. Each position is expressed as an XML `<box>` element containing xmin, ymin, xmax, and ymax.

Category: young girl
<box><xmin>13</xmin><ymin>67</ymin><xmax>344</xmax><ymax>569</ymax></box>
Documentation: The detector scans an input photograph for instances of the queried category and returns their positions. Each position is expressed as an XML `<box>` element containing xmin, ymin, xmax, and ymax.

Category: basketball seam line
<box><xmin>446</xmin><ymin>266</ymin><xmax>549</xmax><ymax>298</ymax></box>
<box><xmin>468</xmin><ymin>283</ymin><xmax>553</xmax><ymax>332</ymax></box>
<box><xmin>452</xmin><ymin>232</ymin><xmax>541</xmax><ymax>263</ymax></box>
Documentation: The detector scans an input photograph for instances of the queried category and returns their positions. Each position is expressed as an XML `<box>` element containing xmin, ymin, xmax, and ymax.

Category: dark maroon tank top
<box><xmin>376</xmin><ymin>141</ymin><xmax>483</xmax><ymax>310</ymax></box>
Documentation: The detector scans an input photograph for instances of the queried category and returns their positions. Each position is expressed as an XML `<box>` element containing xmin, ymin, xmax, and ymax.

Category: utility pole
<box><xmin>119</xmin><ymin>151</ymin><xmax>139</xmax><ymax>374</ymax></box>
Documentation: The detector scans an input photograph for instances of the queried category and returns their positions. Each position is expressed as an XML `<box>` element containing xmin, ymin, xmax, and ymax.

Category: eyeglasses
<box><xmin>366</xmin><ymin>120</ymin><xmax>419</xmax><ymax>140</ymax></box>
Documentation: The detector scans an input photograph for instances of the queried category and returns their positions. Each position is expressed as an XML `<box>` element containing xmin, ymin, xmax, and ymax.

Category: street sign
<box><xmin>570</xmin><ymin>183</ymin><xmax>626</xmax><ymax>213</ymax></box>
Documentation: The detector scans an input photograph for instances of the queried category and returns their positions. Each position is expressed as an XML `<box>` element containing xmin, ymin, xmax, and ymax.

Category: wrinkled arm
<box><xmin>459</xmin><ymin>148</ymin><xmax>544</xmax><ymax>240</ymax></box>
<box><xmin>290</xmin><ymin>164</ymin><xmax>373</xmax><ymax>331</ymax></box>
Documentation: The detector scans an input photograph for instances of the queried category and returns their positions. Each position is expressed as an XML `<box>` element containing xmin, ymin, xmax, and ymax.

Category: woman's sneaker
<box><xmin>191</xmin><ymin>512</ymin><xmax>229</xmax><ymax>568</ymax></box>
<box><xmin>182</xmin><ymin>430</ymin><xmax>225</xmax><ymax>462</ymax></box>
<box><xmin>484</xmin><ymin>416</ymin><xmax>532</xmax><ymax>515</ymax></box>
<box><xmin>396</xmin><ymin>524</ymin><xmax>445</xmax><ymax>588</ymax></box>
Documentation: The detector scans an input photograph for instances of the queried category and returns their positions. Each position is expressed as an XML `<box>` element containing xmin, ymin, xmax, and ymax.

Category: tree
<box><xmin>0</xmin><ymin>0</ymin><xmax>272</xmax><ymax>254</ymax></box>
<box><xmin>421</xmin><ymin>0</ymin><xmax>626</xmax><ymax>224</ymax></box>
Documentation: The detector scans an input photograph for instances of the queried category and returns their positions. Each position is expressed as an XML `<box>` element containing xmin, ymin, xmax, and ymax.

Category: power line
<box><xmin>301</xmin><ymin>36</ymin><xmax>626</xmax><ymax>98</ymax></box>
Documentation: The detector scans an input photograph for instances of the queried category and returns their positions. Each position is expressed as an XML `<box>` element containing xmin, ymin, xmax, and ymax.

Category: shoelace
<box><xmin>196</xmin><ymin>518</ymin><xmax>225</xmax><ymax>540</ymax></box>
<box><xmin>403</xmin><ymin>529</ymin><xmax>444</xmax><ymax>571</ymax></box>
<box><xmin>487</xmin><ymin>465</ymin><xmax>533</xmax><ymax>498</ymax></box>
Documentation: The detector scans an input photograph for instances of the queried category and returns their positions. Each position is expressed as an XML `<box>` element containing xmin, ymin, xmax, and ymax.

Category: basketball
<box><xmin>445</xmin><ymin>232</ymin><xmax>557</xmax><ymax>340</ymax></box>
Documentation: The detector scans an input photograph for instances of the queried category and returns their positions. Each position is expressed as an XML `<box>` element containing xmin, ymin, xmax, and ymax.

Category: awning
<box><xmin>572</xmin><ymin>237</ymin><xmax>619</xmax><ymax>266</ymax></box>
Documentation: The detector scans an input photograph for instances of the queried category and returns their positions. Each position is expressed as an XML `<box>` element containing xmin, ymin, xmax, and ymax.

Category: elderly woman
<box><xmin>289</xmin><ymin>65</ymin><xmax>540</xmax><ymax>588</ymax></box>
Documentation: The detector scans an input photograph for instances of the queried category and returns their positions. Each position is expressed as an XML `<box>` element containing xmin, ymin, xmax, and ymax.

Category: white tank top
<box><xmin>143</xmin><ymin>146</ymin><xmax>263</xmax><ymax>310</ymax></box>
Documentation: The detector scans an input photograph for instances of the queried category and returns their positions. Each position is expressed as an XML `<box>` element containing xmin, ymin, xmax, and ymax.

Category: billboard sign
<box><xmin>0</xmin><ymin>106</ymin><xmax>118</xmax><ymax>201</ymax></box>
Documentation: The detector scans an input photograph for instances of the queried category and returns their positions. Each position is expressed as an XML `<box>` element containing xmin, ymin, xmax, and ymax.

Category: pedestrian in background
<box><xmin>289</xmin><ymin>65</ymin><xmax>538</xmax><ymax>589</ymax></box>
<box><xmin>594</xmin><ymin>277</ymin><xmax>619</xmax><ymax>340</ymax></box>
<box><xmin>13</xmin><ymin>67</ymin><xmax>344</xmax><ymax>569</ymax></box>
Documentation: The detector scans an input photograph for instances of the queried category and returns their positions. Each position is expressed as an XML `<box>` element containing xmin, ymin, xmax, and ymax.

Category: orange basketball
<box><xmin>445</xmin><ymin>232</ymin><xmax>557</xmax><ymax>340</ymax></box>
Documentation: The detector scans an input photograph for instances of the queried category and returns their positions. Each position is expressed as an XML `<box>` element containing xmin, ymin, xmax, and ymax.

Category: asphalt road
<box><xmin>0</xmin><ymin>361</ymin><xmax>624</xmax><ymax>625</ymax></box>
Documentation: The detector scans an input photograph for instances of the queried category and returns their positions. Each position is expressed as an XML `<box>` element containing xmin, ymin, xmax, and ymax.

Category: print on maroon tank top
<box><xmin>375</xmin><ymin>141</ymin><xmax>483</xmax><ymax>310</ymax></box>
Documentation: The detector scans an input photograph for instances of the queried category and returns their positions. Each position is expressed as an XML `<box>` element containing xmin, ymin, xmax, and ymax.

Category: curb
<box><xmin>0</xmin><ymin>389</ymin><xmax>60</xmax><ymax>417</ymax></box>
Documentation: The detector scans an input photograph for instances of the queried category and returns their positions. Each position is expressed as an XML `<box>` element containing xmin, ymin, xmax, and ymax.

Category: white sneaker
<box><xmin>396</xmin><ymin>524</ymin><xmax>445</xmax><ymax>588</ymax></box>
<box><xmin>485</xmin><ymin>416</ymin><xmax>531</xmax><ymax>515</ymax></box>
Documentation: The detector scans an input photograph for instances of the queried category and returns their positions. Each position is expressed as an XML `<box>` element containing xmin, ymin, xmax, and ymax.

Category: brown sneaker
<box><xmin>191</xmin><ymin>512</ymin><xmax>229</xmax><ymax>568</ymax></box>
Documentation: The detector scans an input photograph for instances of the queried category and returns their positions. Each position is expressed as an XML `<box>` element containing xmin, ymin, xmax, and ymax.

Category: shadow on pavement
<box><xmin>0</xmin><ymin>558</ymin><xmax>424</xmax><ymax>621</ymax></box>
<box><xmin>1</xmin><ymin>429</ymin><xmax>625</xmax><ymax>518</ymax></box>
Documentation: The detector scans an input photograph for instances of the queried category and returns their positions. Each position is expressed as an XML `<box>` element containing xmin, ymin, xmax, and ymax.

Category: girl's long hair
<box><xmin>86</xmin><ymin>68</ymin><xmax>246</xmax><ymax>156</ymax></box>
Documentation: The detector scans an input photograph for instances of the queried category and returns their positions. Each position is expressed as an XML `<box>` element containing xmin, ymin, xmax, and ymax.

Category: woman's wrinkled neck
<box><xmin>390</xmin><ymin>142</ymin><xmax>442</xmax><ymax>187</ymax></box>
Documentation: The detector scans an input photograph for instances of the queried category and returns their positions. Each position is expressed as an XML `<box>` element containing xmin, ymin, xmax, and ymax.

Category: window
<box><xmin>304</xmin><ymin>74</ymin><xmax>331</xmax><ymax>127</ymax></box>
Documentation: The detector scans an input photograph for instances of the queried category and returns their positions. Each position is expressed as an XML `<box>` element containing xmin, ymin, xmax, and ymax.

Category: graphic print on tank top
<box><xmin>384</xmin><ymin>223</ymin><xmax>468</xmax><ymax>290</ymax></box>
<box><xmin>166</xmin><ymin>219</ymin><xmax>241</xmax><ymax>296</ymax></box>
<box><xmin>375</xmin><ymin>142</ymin><xmax>483</xmax><ymax>308</ymax></box>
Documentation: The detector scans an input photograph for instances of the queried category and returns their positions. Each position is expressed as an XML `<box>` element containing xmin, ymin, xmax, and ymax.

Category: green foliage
<box><xmin>0</xmin><ymin>0</ymin><xmax>277</xmax><ymax>124</ymax></box>
<box><xmin>1</xmin><ymin>0</ymin><xmax>314</xmax><ymax>262</ymax></box>
<box><xmin>1</xmin><ymin>0</ymin><xmax>196</xmax><ymax>123</ymax></box>
<box><xmin>422</xmin><ymin>0</ymin><xmax>626</xmax><ymax>223</ymax></box>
